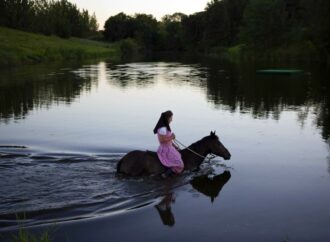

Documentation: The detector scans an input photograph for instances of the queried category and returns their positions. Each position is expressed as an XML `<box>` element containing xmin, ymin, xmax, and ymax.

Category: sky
<box><xmin>69</xmin><ymin>0</ymin><xmax>210</xmax><ymax>29</ymax></box>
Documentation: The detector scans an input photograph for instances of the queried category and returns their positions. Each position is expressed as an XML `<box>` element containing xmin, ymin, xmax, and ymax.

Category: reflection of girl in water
<box><xmin>155</xmin><ymin>193</ymin><xmax>175</xmax><ymax>226</ymax></box>
<box><xmin>153</xmin><ymin>110</ymin><xmax>184</xmax><ymax>178</ymax></box>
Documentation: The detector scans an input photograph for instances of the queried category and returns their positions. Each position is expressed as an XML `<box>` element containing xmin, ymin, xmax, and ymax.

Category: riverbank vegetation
<box><xmin>0</xmin><ymin>26</ymin><xmax>119</xmax><ymax>66</ymax></box>
<box><xmin>0</xmin><ymin>0</ymin><xmax>120</xmax><ymax>66</ymax></box>
<box><xmin>0</xmin><ymin>0</ymin><xmax>98</xmax><ymax>39</ymax></box>
<box><xmin>12</xmin><ymin>227</ymin><xmax>51</xmax><ymax>242</ymax></box>
<box><xmin>0</xmin><ymin>0</ymin><xmax>329</xmax><ymax>65</ymax></box>
<box><xmin>103</xmin><ymin>0</ymin><xmax>329</xmax><ymax>64</ymax></box>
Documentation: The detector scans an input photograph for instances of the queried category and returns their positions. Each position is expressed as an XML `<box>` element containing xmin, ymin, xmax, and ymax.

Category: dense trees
<box><xmin>299</xmin><ymin>0</ymin><xmax>330</xmax><ymax>62</ymax></box>
<box><xmin>0</xmin><ymin>0</ymin><xmax>98</xmax><ymax>38</ymax></box>
<box><xmin>1</xmin><ymin>0</ymin><xmax>329</xmax><ymax>62</ymax></box>
<box><xmin>102</xmin><ymin>0</ymin><xmax>329</xmax><ymax>62</ymax></box>
<box><xmin>239</xmin><ymin>0</ymin><xmax>288</xmax><ymax>49</ymax></box>
<box><xmin>102</xmin><ymin>0</ymin><xmax>249</xmax><ymax>52</ymax></box>
<box><xmin>181</xmin><ymin>12</ymin><xmax>205</xmax><ymax>51</ymax></box>
<box><xmin>103</xmin><ymin>13</ymin><xmax>134</xmax><ymax>41</ymax></box>
<box><xmin>133</xmin><ymin>14</ymin><xmax>159</xmax><ymax>51</ymax></box>
<box><xmin>159</xmin><ymin>13</ymin><xmax>187</xmax><ymax>51</ymax></box>
<box><xmin>104</xmin><ymin>13</ymin><xmax>159</xmax><ymax>51</ymax></box>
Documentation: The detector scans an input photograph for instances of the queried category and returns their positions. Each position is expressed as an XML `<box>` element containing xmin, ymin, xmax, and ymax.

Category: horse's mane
<box><xmin>186</xmin><ymin>134</ymin><xmax>218</xmax><ymax>151</ymax></box>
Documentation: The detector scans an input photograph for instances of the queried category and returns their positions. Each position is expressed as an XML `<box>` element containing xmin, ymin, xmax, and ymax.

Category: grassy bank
<box><xmin>0</xmin><ymin>27</ymin><xmax>120</xmax><ymax>66</ymax></box>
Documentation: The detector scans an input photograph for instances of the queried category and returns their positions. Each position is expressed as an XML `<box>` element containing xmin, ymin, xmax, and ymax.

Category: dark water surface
<box><xmin>0</xmin><ymin>60</ymin><xmax>329</xmax><ymax>241</ymax></box>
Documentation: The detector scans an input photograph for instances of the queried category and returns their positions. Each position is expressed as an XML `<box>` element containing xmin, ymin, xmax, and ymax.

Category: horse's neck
<box><xmin>181</xmin><ymin>140</ymin><xmax>209</xmax><ymax>167</ymax></box>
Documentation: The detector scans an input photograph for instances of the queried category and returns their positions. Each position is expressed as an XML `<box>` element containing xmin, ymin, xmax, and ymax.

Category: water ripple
<box><xmin>0</xmin><ymin>149</ymin><xmax>195</xmax><ymax>231</ymax></box>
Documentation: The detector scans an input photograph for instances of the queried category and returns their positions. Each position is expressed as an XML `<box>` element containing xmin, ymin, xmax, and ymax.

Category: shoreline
<box><xmin>1</xmin><ymin>27</ymin><xmax>328</xmax><ymax>69</ymax></box>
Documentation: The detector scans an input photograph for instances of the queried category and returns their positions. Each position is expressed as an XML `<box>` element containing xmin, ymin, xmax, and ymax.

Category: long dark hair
<box><xmin>153</xmin><ymin>110</ymin><xmax>173</xmax><ymax>134</ymax></box>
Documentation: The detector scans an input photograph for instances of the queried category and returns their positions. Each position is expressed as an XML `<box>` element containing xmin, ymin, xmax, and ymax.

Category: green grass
<box><xmin>0</xmin><ymin>27</ymin><xmax>120</xmax><ymax>66</ymax></box>
<box><xmin>207</xmin><ymin>45</ymin><xmax>245</xmax><ymax>62</ymax></box>
<box><xmin>1</xmin><ymin>214</ymin><xmax>55</xmax><ymax>242</ymax></box>
<box><xmin>12</xmin><ymin>227</ymin><xmax>52</xmax><ymax>242</ymax></box>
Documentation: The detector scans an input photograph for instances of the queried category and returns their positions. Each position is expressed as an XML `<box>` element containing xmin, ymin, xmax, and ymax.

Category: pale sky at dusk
<box><xmin>69</xmin><ymin>0</ymin><xmax>210</xmax><ymax>29</ymax></box>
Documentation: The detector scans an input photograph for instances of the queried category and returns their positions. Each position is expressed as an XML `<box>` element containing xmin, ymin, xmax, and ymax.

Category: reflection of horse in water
<box><xmin>155</xmin><ymin>170</ymin><xmax>231</xmax><ymax>226</ymax></box>
<box><xmin>190</xmin><ymin>170</ymin><xmax>231</xmax><ymax>203</ymax></box>
<box><xmin>117</xmin><ymin>132</ymin><xmax>231</xmax><ymax>176</ymax></box>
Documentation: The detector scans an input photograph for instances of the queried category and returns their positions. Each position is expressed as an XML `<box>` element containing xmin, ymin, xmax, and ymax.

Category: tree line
<box><xmin>103</xmin><ymin>0</ymin><xmax>329</xmax><ymax>62</ymax></box>
<box><xmin>1</xmin><ymin>0</ymin><xmax>329</xmax><ymax>62</ymax></box>
<box><xmin>0</xmin><ymin>0</ymin><xmax>98</xmax><ymax>38</ymax></box>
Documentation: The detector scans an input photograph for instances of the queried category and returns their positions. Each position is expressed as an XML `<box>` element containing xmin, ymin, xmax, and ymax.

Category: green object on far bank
<box><xmin>256</xmin><ymin>69</ymin><xmax>304</xmax><ymax>75</ymax></box>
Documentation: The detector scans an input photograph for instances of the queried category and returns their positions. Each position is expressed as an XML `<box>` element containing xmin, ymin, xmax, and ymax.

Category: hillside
<box><xmin>0</xmin><ymin>27</ymin><xmax>120</xmax><ymax>66</ymax></box>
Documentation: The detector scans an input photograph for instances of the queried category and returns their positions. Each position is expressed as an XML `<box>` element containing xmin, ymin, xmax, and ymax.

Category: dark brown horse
<box><xmin>117</xmin><ymin>131</ymin><xmax>231</xmax><ymax>176</ymax></box>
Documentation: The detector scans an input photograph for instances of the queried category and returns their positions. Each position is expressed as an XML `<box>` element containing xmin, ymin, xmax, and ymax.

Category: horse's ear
<box><xmin>210</xmin><ymin>131</ymin><xmax>215</xmax><ymax>136</ymax></box>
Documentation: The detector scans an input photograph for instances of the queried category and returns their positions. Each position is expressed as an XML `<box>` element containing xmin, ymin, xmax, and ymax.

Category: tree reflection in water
<box><xmin>0</xmin><ymin>63</ymin><xmax>98</xmax><ymax>123</ymax></box>
<box><xmin>105</xmin><ymin>61</ymin><xmax>330</xmax><ymax>148</ymax></box>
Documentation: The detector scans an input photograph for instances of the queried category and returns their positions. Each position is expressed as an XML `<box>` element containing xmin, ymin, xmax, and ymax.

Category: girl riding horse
<box><xmin>153</xmin><ymin>110</ymin><xmax>184</xmax><ymax>178</ymax></box>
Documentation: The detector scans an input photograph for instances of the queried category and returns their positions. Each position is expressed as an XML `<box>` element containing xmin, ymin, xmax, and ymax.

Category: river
<box><xmin>0</xmin><ymin>59</ymin><xmax>329</xmax><ymax>241</ymax></box>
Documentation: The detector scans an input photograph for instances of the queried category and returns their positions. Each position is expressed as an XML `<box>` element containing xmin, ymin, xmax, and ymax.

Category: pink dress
<box><xmin>157</xmin><ymin>127</ymin><xmax>184</xmax><ymax>173</ymax></box>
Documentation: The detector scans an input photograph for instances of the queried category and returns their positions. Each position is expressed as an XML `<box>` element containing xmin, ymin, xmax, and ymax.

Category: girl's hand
<box><xmin>173</xmin><ymin>143</ymin><xmax>180</xmax><ymax>150</ymax></box>
<box><xmin>171</xmin><ymin>133</ymin><xmax>176</xmax><ymax>139</ymax></box>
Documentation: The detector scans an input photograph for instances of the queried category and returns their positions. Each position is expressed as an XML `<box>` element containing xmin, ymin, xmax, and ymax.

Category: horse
<box><xmin>116</xmin><ymin>131</ymin><xmax>231</xmax><ymax>176</ymax></box>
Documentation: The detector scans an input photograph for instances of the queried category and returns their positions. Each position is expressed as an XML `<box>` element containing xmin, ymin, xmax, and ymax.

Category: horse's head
<box><xmin>206</xmin><ymin>131</ymin><xmax>231</xmax><ymax>160</ymax></box>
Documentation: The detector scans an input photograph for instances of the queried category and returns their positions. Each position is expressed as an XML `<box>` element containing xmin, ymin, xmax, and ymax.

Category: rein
<box><xmin>173</xmin><ymin>138</ymin><xmax>217</xmax><ymax>162</ymax></box>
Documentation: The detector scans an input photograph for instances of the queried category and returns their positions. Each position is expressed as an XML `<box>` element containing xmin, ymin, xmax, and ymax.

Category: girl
<box><xmin>153</xmin><ymin>110</ymin><xmax>184</xmax><ymax>177</ymax></box>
